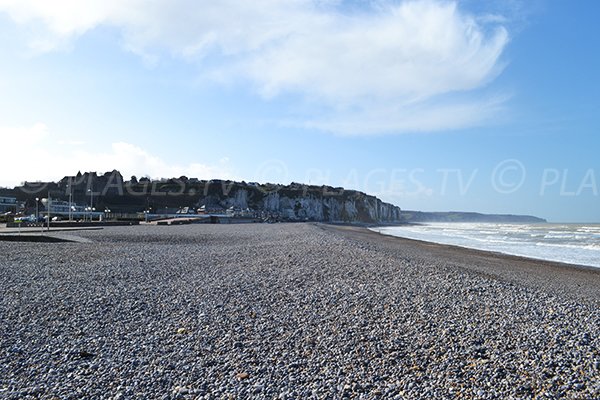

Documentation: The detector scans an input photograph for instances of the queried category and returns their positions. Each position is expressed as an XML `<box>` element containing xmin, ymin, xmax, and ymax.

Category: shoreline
<box><xmin>319</xmin><ymin>223</ymin><xmax>600</xmax><ymax>304</ymax></box>
<box><xmin>368</xmin><ymin>226</ymin><xmax>600</xmax><ymax>272</ymax></box>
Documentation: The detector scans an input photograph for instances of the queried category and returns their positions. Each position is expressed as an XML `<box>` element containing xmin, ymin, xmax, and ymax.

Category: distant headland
<box><xmin>400</xmin><ymin>210</ymin><xmax>547</xmax><ymax>224</ymax></box>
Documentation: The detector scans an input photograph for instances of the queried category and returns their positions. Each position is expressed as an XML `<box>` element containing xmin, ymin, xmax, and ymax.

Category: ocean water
<box><xmin>371</xmin><ymin>223</ymin><xmax>600</xmax><ymax>268</ymax></box>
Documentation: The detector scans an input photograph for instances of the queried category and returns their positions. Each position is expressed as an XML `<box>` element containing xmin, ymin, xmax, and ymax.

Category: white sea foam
<box><xmin>371</xmin><ymin>223</ymin><xmax>600</xmax><ymax>268</ymax></box>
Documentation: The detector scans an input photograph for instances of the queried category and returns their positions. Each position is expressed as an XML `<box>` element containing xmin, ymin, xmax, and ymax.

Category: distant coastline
<box><xmin>399</xmin><ymin>210</ymin><xmax>546</xmax><ymax>224</ymax></box>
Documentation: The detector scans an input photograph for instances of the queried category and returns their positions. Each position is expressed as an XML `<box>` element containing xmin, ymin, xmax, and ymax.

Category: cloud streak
<box><xmin>0</xmin><ymin>0</ymin><xmax>510</xmax><ymax>135</ymax></box>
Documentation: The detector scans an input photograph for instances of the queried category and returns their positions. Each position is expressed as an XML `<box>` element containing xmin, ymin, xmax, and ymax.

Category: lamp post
<box><xmin>67</xmin><ymin>183</ymin><xmax>73</xmax><ymax>222</ymax></box>
<box><xmin>87</xmin><ymin>188</ymin><xmax>94</xmax><ymax>222</ymax></box>
<box><xmin>47</xmin><ymin>194</ymin><xmax>51</xmax><ymax>232</ymax></box>
<box><xmin>35</xmin><ymin>197</ymin><xmax>39</xmax><ymax>222</ymax></box>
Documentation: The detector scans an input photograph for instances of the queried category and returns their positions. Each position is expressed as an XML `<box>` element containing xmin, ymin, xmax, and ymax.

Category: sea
<box><xmin>371</xmin><ymin>223</ymin><xmax>600</xmax><ymax>269</ymax></box>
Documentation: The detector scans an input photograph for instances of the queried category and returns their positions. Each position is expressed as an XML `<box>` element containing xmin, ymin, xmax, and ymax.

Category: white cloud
<box><xmin>0</xmin><ymin>122</ymin><xmax>48</xmax><ymax>143</ymax></box>
<box><xmin>306</xmin><ymin>93</ymin><xmax>510</xmax><ymax>135</ymax></box>
<box><xmin>57</xmin><ymin>139</ymin><xmax>86</xmax><ymax>146</ymax></box>
<box><xmin>0</xmin><ymin>124</ymin><xmax>236</xmax><ymax>187</ymax></box>
<box><xmin>0</xmin><ymin>0</ymin><xmax>510</xmax><ymax>135</ymax></box>
<box><xmin>72</xmin><ymin>142</ymin><xmax>237</xmax><ymax>181</ymax></box>
<box><xmin>242</xmin><ymin>2</ymin><xmax>508</xmax><ymax>103</ymax></box>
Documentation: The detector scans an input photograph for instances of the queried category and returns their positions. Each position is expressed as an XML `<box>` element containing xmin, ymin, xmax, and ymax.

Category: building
<box><xmin>47</xmin><ymin>200</ymin><xmax>85</xmax><ymax>215</ymax></box>
<box><xmin>44</xmin><ymin>200</ymin><xmax>103</xmax><ymax>219</ymax></box>
<box><xmin>197</xmin><ymin>204</ymin><xmax>226</xmax><ymax>214</ymax></box>
<box><xmin>0</xmin><ymin>196</ymin><xmax>17</xmax><ymax>213</ymax></box>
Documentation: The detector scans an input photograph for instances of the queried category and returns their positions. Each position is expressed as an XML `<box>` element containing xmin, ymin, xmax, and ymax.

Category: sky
<box><xmin>0</xmin><ymin>0</ymin><xmax>598</xmax><ymax>222</ymax></box>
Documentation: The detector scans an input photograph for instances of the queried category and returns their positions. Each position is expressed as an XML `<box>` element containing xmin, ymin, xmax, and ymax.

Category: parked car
<box><xmin>14</xmin><ymin>215</ymin><xmax>36</xmax><ymax>223</ymax></box>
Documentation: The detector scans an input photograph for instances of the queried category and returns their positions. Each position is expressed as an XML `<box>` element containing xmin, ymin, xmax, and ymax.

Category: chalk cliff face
<box><xmin>211</xmin><ymin>183</ymin><xmax>402</xmax><ymax>223</ymax></box>
<box><xmin>171</xmin><ymin>180</ymin><xmax>402</xmax><ymax>223</ymax></box>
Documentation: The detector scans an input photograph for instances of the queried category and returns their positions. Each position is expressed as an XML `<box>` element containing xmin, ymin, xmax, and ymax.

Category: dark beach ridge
<box><xmin>1</xmin><ymin>223</ymin><xmax>598</xmax><ymax>398</ymax></box>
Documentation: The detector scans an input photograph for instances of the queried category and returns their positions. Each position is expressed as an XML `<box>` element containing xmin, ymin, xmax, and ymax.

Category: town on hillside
<box><xmin>0</xmin><ymin>170</ymin><xmax>403</xmax><ymax>226</ymax></box>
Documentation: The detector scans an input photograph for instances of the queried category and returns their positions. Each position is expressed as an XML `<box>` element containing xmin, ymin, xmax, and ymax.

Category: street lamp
<box><xmin>35</xmin><ymin>197</ymin><xmax>39</xmax><ymax>222</ymax></box>
<box><xmin>87</xmin><ymin>188</ymin><xmax>94</xmax><ymax>221</ymax></box>
<box><xmin>46</xmin><ymin>193</ymin><xmax>51</xmax><ymax>232</ymax></box>
<box><xmin>67</xmin><ymin>183</ymin><xmax>73</xmax><ymax>222</ymax></box>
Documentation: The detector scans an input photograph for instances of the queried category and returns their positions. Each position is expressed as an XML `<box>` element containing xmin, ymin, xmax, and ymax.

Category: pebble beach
<box><xmin>1</xmin><ymin>223</ymin><xmax>599</xmax><ymax>399</ymax></box>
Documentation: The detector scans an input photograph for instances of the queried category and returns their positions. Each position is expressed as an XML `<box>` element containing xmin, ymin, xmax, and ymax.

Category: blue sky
<box><xmin>0</xmin><ymin>0</ymin><xmax>598</xmax><ymax>222</ymax></box>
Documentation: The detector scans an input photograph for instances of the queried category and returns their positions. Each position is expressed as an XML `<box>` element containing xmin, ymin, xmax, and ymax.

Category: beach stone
<box><xmin>236</xmin><ymin>372</ymin><xmax>250</xmax><ymax>380</ymax></box>
<box><xmin>79</xmin><ymin>350</ymin><xmax>95</xmax><ymax>359</ymax></box>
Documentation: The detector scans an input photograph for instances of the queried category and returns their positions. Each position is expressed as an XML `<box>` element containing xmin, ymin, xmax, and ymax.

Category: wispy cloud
<box><xmin>306</xmin><ymin>93</ymin><xmax>511</xmax><ymax>135</ymax></box>
<box><xmin>0</xmin><ymin>0</ymin><xmax>511</xmax><ymax>135</ymax></box>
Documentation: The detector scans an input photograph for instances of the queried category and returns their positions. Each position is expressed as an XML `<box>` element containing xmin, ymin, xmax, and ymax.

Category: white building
<box><xmin>45</xmin><ymin>200</ymin><xmax>102</xmax><ymax>219</ymax></box>
<box><xmin>0</xmin><ymin>196</ymin><xmax>17</xmax><ymax>213</ymax></box>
